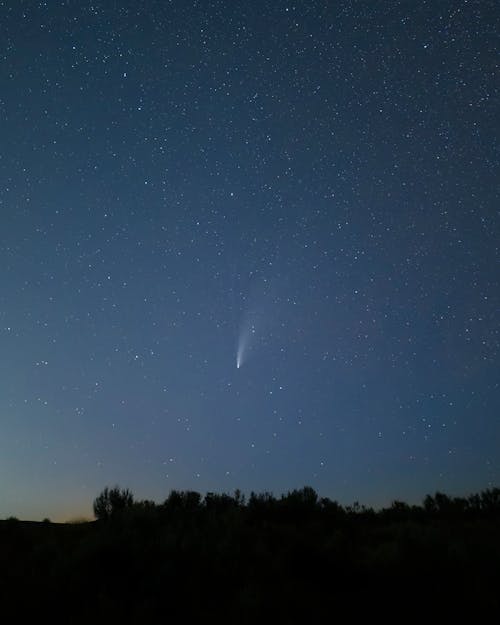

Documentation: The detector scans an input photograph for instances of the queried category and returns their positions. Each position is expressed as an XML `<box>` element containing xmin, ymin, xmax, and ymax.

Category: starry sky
<box><xmin>1</xmin><ymin>1</ymin><xmax>498</xmax><ymax>521</ymax></box>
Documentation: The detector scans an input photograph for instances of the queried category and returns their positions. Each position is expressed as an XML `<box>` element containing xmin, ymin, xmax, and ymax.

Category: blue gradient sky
<box><xmin>1</xmin><ymin>0</ymin><xmax>498</xmax><ymax>521</ymax></box>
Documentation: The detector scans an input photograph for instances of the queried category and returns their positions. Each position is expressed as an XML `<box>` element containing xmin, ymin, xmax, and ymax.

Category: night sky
<box><xmin>1</xmin><ymin>1</ymin><xmax>498</xmax><ymax>521</ymax></box>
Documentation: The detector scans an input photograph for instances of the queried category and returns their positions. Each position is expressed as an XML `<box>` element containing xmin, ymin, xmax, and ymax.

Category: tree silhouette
<box><xmin>93</xmin><ymin>486</ymin><xmax>134</xmax><ymax>520</ymax></box>
<box><xmin>1</xmin><ymin>483</ymin><xmax>500</xmax><ymax>621</ymax></box>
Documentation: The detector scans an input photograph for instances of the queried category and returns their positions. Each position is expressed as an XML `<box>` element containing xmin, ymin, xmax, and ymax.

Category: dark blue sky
<box><xmin>1</xmin><ymin>0</ymin><xmax>498</xmax><ymax>521</ymax></box>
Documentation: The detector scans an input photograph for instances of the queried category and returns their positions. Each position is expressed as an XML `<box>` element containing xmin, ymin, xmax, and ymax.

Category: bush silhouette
<box><xmin>2</xmin><ymin>484</ymin><xmax>500</xmax><ymax>621</ymax></box>
<box><xmin>93</xmin><ymin>486</ymin><xmax>134</xmax><ymax>520</ymax></box>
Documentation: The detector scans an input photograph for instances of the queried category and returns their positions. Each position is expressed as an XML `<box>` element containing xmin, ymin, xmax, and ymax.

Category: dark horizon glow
<box><xmin>1</xmin><ymin>1</ymin><xmax>498</xmax><ymax>522</ymax></box>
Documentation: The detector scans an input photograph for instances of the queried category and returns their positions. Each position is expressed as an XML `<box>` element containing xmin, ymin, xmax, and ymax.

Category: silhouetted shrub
<box><xmin>2</xmin><ymin>485</ymin><xmax>499</xmax><ymax>621</ymax></box>
<box><xmin>93</xmin><ymin>486</ymin><xmax>134</xmax><ymax>520</ymax></box>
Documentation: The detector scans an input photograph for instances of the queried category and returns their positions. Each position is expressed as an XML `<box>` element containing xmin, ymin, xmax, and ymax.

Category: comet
<box><xmin>236</xmin><ymin>324</ymin><xmax>252</xmax><ymax>369</ymax></box>
<box><xmin>235</xmin><ymin>267</ymin><xmax>274</xmax><ymax>370</ymax></box>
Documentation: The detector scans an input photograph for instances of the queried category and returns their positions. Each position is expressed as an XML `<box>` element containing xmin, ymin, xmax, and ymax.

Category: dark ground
<box><xmin>2</xmin><ymin>487</ymin><xmax>499</xmax><ymax>623</ymax></box>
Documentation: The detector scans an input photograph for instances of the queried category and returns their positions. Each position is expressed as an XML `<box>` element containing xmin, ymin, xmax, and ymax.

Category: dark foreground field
<box><xmin>2</xmin><ymin>487</ymin><xmax>500</xmax><ymax>623</ymax></box>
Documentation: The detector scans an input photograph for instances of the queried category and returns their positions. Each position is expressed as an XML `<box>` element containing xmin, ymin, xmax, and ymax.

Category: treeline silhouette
<box><xmin>2</xmin><ymin>486</ymin><xmax>500</xmax><ymax>623</ymax></box>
